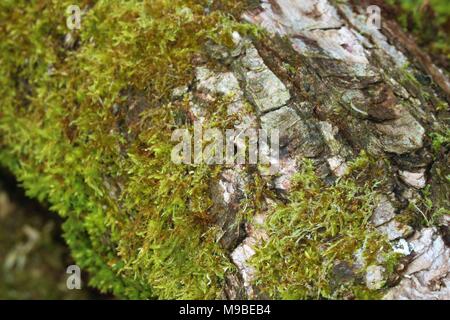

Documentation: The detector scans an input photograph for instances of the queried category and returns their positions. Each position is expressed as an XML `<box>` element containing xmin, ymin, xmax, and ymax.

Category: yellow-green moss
<box><xmin>251</xmin><ymin>154</ymin><xmax>400</xmax><ymax>300</ymax></box>
<box><xmin>0</xmin><ymin>0</ymin><xmax>256</xmax><ymax>299</ymax></box>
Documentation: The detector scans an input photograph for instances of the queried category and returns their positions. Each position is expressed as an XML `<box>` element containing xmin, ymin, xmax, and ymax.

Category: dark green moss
<box><xmin>385</xmin><ymin>0</ymin><xmax>450</xmax><ymax>72</ymax></box>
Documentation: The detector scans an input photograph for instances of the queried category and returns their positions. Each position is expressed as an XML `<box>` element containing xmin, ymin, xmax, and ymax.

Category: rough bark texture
<box><xmin>193</xmin><ymin>0</ymin><xmax>449</xmax><ymax>299</ymax></box>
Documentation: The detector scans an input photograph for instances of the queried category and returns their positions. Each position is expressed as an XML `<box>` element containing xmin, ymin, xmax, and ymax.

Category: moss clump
<box><xmin>430</xmin><ymin>129</ymin><xmax>450</xmax><ymax>155</ymax></box>
<box><xmin>0</xmin><ymin>0</ymin><xmax>256</xmax><ymax>299</ymax></box>
<box><xmin>251</xmin><ymin>154</ymin><xmax>400</xmax><ymax>299</ymax></box>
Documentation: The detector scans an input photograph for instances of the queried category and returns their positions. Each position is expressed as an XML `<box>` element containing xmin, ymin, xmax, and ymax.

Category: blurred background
<box><xmin>0</xmin><ymin>0</ymin><xmax>448</xmax><ymax>299</ymax></box>
<box><xmin>0</xmin><ymin>169</ymin><xmax>105</xmax><ymax>299</ymax></box>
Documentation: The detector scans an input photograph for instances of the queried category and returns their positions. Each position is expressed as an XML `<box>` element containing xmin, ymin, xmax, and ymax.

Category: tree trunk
<box><xmin>209</xmin><ymin>0</ymin><xmax>449</xmax><ymax>299</ymax></box>
<box><xmin>0</xmin><ymin>0</ymin><xmax>448</xmax><ymax>300</ymax></box>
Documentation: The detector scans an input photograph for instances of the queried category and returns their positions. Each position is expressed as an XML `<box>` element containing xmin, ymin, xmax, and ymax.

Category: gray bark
<box><xmin>178</xmin><ymin>0</ymin><xmax>449</xmax><ymax>299</ymax></box>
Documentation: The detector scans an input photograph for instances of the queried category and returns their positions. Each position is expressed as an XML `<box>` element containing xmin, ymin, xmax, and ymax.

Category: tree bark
<box><xmin>197</xmin><ymin>0</ymin><xmax>449</xmax><ymax>299</ymax></box>
<box><xmin>1</xmin><ymin>0</ymin><xmax>448</xmax><ymax>300</ymax></box>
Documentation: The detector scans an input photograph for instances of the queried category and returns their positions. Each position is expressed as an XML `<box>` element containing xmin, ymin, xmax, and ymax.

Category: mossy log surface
<box><xmin>0</xmin><ymin>0</ymin><xmax>449</xmax><ymax>299</ymax></box>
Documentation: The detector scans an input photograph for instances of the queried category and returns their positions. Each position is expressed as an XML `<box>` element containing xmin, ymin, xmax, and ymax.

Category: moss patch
<box><xmin>0</xmin><ymin>0</ymin><xmax>255</xmax><ymax>299</ymax></box>
<box><xmin>251</xmin><ymin>154</ymin><xmax>400</xmax><ymax>299</ymax></box>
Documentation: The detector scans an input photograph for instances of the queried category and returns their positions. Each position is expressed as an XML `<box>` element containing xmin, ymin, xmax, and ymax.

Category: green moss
<box><xmin>403</xmin><ymin>184</ymin><xmax>449</xmax><ymax>228</ymax></box>
<box><xmin>430</xmin><ymin>129</ymin><xmax>450</xmax><ymax>155</ymax></box>
<box><xmin>0</xmin><ymin>0</ymin><xmax>256</xmax><ymax>299</ymax></box>
<box><xmin>250</xmin><ymin>154</ymin><xmax>400</xmax><ymax>299</ymax></box>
